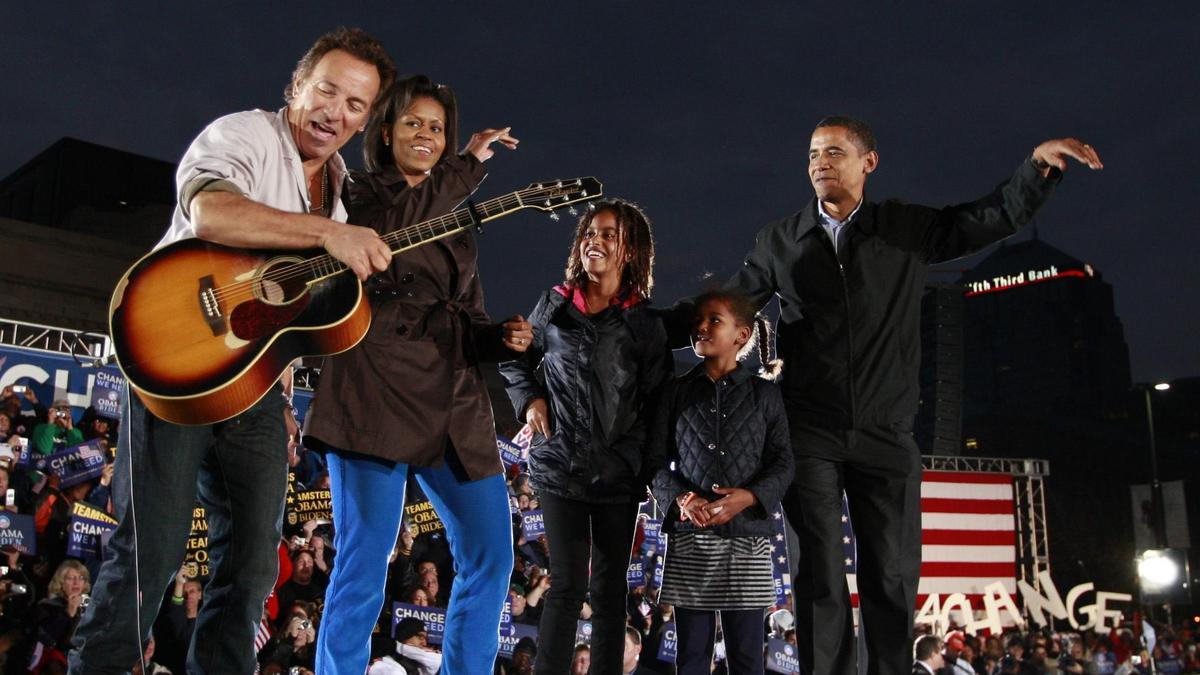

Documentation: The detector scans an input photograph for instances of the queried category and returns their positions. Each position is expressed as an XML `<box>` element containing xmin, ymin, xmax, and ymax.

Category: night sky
<box><xmin>3</xmin><ymin>4</ymin><xmax>1197</xmax><ymax>381</ymax></box>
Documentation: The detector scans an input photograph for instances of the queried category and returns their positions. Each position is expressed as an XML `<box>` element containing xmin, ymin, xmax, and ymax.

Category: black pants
<box><xmin>675</xmin><ymin>607</ymin><xmax>764</xmax><ymax>675</ymax></box>
<box><xmin>536</xmin><ymin>493</ymin><xmax>639</xmax><ymax>675</ymax></box>
<box><xmin>782</xmin><ymin>423</ymin><xmax>922</xmax><ymax>675</ymax></box>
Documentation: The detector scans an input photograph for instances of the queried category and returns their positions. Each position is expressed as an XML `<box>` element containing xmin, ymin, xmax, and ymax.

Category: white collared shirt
<box><xmin>156</xmin><ymin>107</ymin><xmax>350</xmax><ymax>249</ymax></box>
<box><xmin>816</xmin><ymin>198</ymin><xmax>862</xmax><ymax>254</ymax></box>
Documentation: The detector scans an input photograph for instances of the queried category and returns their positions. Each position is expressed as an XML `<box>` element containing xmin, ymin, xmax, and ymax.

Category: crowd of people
<box><xmin>5</xmin><ymin>379</ymin><xmax>1197</xmax><ymax>674</ymax></box>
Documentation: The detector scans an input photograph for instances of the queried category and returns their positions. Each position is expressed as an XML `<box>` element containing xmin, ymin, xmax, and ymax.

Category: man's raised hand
<box><xmin>1033</xmin><ymin>138</ymin><xmax>1104</xmax><ymax>173</ymax></box>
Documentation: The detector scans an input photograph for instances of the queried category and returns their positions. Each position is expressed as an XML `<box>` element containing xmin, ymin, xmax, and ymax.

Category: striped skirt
<box><xmin>658</xmin><ymin>530</ymin><xmax>776</xmax><ymax>610</ymax></box>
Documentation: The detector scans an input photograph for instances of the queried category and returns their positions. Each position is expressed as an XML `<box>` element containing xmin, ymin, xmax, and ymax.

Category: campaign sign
<box><xmin>770</xmin><ymin>504</ymin><xmax>792</xmax><ymax>604</ymax></box>
<box><xmin>500</xmin><ymin>598</ymin><xmax>512</xmax><ymax>627</ymax></box>
<box><xmin>497</xmin><ymin>622</ymin><xmax>539</xmax><ymax>658</ymax></box>
<box><xmin>185</xmin><ymin>506</ymin><xmax>210</xmax><ymax>579</ymax></box>
<box><xmin>404</xmin><ymin>499</ymin><xmax>445</xmax><ymax>536</ymax></box>
<box><xmin>652</xmin><ymin>552</ymin><xmax>665</xmax><ymax>590</ymax></box>
<box><xmin>37</xmin><ymin>440</ymin><xmax>106</xmax><ymax>488</ymax></box>
<box><xmin>286</xmin><ymin>489</ymin><xmax>332</xmax><ymax>526</ymax></box>
<box><xmin>497</xmin><ymin>436</ymin><xmax>524</xmax><ymax>469</ymax></box>
<box><xmin>656</xmin><ymin>622</ymin><xmax>677</xmax><ymax>663</ymax></box>
<box><xmin>575</xmin><ymin>620</ymin><xmax>593</xmax><ymax>646</ymax></box>
<box><xmin>627</xmin><ymin>558</ymin><xmax>646</xmax><ymax>589</ymax></box>
<box><xmin>512</xmin><ymin>424</ymin><xmax>534</xmax><ymax>451</ymax></box>
<box><xmin>641</xmin><ymin>518</ymin><xmax>663</xmax><ymax>554</ymax></box>
<box><xmin>766</xmin><ymin>637</ymin><xmax>801</xmax><ymax>673</ymax></box>
<box><xmin>89</xmin><ymin>369</ymin><xmax>125</xmax><ymax>419</ymax></box>
<box><xmin>66</xmin><ymin>501</ymin><xmax>117</xmax><ymax>559</ymax></box>
<box><xmin>521</xmin><ymin>509</ymin><xmax>545</xmax><ymax>540</ymax></box>
<box><xmin>0</xmin><ymin>512</ymin><xmax>36</xmax><ymax>554</ymax></box>
<box><xmin>392</xmin><ymin>602</ymin><xmax>446</xmax><ymax>645</ymax></box>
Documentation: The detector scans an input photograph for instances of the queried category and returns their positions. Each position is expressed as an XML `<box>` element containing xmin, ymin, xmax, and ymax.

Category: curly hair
<box><xmin>48</xmin><ymin>559</ymin><xmax>91</xmax><ymax>599</ymax></box>
<box><xmin>692</xmin><ymin>289</ymin><xmax>783</xmax><ymax>380</ymax></box>
<box><xmin>363</xmin><ymin>75</ymin><xmax>460</xmax><ymax>174</ymax></box>
<box><xmin>562</xmin><ymin>198</ymin><xmax>655</xmax><ymax>299</ymax></box>
<box><xmin>284</xmin><ymin>27</ymin><xmax>396</xmax><ymax>109</ymax></box>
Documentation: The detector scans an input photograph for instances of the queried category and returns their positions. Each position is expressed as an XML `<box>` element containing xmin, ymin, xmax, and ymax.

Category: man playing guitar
<box><xmin>69</xmin><ymin>28</ymin><xmax>395</xmax><ymax>674</ymax></box>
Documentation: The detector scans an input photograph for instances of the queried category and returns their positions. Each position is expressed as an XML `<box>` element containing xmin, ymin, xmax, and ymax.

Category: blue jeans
<box><xmin>316</xmin><ymin>451</ymin><xmax>513</xmax><ymax>675</ymax></box>
<box><xmin>69</xmin><ymin>386</ymin><xmax>288</xmax><ymax>675</ymax></box>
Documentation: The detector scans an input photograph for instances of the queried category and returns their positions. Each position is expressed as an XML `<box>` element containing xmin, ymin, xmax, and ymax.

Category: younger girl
<box><xmin>500</xmin><ymin>199</ymin><xmax>673</xmax><ymax>674</ymax></box>
<box><xmin>651</xmin><ymin>289</ymin><xmax>794</xmax><ymax>675</ymax></box>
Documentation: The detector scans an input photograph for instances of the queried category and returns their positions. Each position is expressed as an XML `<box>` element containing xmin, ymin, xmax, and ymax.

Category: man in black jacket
<box><xmin>718</xmin><ymin>116</ymin><xmax>1102</xmax><ymax>675</ymax></box>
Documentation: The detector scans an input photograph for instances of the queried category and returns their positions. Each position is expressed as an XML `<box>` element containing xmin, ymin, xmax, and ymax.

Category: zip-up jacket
<box><xmin>500</xmin><ymin>288</ymin><xmax>673</xmax><ymax>503</ymax></box>
<box><xmin>720</xmin><ymin>158</ymin><xmax>1061</xmax><ymax>443</ymax></box>
<box><xmin>651</xmin><ymin>363</ymin><xmax>794</xmax><ymax>537</ymax></box>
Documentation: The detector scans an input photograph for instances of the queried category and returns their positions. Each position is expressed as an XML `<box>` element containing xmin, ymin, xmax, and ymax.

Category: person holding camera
<box><xmin>258</xmin><ymin>613</ymin><xmax>317</xmax><ymax>673</ymax></box>
<box><xmin>30</xmin><ymin>400</ymin><xmax>83</xmax><ymax>457</ymax></box>
<box><xmin>1</xmin><ymin>384</ymin><xmax>45</xmax><ymax>438</ymax></box>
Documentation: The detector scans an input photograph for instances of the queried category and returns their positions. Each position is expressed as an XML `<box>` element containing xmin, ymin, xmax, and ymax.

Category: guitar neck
<box><xmin>303</xmin><ymin>191</ymin><xmax>526</xmax><ymax>284</ymax></box>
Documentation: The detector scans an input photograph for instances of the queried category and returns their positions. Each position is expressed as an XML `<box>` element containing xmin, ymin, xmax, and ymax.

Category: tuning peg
<box><xmin>549</xmin><ymin>212</ymin><xmax>560</xmax><ymax>222</ymax></box>
<box><xmin>568</xmin><ymin>207</ymin><xmax>578</xmax><ymax>216</ymax></box>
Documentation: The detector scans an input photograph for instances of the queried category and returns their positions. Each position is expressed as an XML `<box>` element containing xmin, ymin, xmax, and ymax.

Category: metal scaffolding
<box><xmin>923</xmin><ymin>454</ymin><xmax>1052</xmax><ymax>594</ymax></box>
<box><xmin>0</xmin><ymin>317</ymin><xmax>111</xmax><ymax>361</ymax></box>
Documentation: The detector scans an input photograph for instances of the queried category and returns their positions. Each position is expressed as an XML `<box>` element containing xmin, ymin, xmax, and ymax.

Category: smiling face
<box><xmin>579</xmin><ymin>209</ymin><xmax>628</xmax><ymax>282</ymax></box>
<box><xmin>808</xmin><ymin>125</ymin><xmax>877</xmax><ymax>205</ymax></box>
<box><xmin>691</xmin><ymin>298</ymin><xmax>751</xmax><ymax>360</ymax></box>
<box><xmin>387</xmin><ymin>96</ymin><xmax>447</xmax><ymax>186</ymax></box>
<box><xmin>287</xmin><ymin>49</ymin><xmax>380</xmax><ymax>164</ymax></box>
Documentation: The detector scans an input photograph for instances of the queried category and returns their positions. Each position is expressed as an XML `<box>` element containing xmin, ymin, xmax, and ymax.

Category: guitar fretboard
<box><xmin>301</xmin><ymin>191</ymin><xmax>525</xmax><ymax>283</ymax></box>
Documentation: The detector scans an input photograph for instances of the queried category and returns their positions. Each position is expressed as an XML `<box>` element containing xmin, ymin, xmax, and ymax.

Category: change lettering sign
<box><xmin>497</xmin><ymin>436</ymin><xmax>524</xmax><ymax>469</ymax></box>
<box><xmin>185</xmin><ymin>506</ymin><xmax>210</xmax><ymax>579</ymax></box>
<box><xmin>520</xmin><ymin>509</ymin><xmax>545</xmax><ymax>540</ymax></box>
<box><xmin>392</xmin><ymin>602</ymin><xmax>446</xmax><ymax>645</ymax></box>
<box><xmin>627</xmin><ymin>558</ymin><xmax>646</xmax><ymax>589</ymax></box>
<box><xmin>36</xmin><ymin>440</ymin><xmax>106</xmax><ymax>488</ymax></box>
<box><xmin>766</xmin><ymin>637</ymin><xmax>801</xmax><ymax>673</ymax></box>
<box><xmin>89</xmin><ymin>369</ymin><xmax>124</xmax><ymax>419</ymax></box>
<box><xmin>656</xmin><ymin>622</ymin><xmax>677</xmax><ymax>663</ymax></box>
<box><xmin>497</xmin><ymin>622</ymin><xmax>539</xmax><ymax>658</ymax></box>
<box><xmin>0</xmin><ymin>512</ymin><xmax>36</xmax><ymax>554</ymax></box>
<box><xmin>66</xmin><ymin>501</ymin><xmax>117</xmax><ymax>559</ymax></box>
<box><xmin>641</xmin><ymin>519</ymin><xmax>663</xmax><ymax>555</ymax></box>
<box><xmin>287</xmin><ymin>489</ymin><xmax>332</xmax><ymax>526</ymax></box>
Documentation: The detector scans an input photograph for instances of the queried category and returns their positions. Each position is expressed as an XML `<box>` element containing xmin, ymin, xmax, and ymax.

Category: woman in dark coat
<box><xmin>303</xmin><ymin>74</ymin><xmax>529</xmax><ymax>675</ymax></box>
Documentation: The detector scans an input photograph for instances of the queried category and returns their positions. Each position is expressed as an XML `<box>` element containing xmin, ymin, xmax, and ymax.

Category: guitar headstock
<box><xmin>520</xmin><ymin>177</ymin><xmax>603</xmax><ymax>214</ymax></box>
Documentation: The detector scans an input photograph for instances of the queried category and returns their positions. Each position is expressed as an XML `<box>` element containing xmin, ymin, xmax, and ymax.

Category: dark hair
<box><xmin>362</xmin><ymin>74</ymin><xmax>460</xmax><ymax>174</ymax></box>
<box><xmin>563</xmin><ymin>199</ymin><xmax>655</xmax><ymax>300</ymax></box>
<box><xmin>914</xmin><ymin>634</ymin><xmax>943</xmax><ymax>660</ymax></box>
<box><xmin>285</xmin><ymin>27</ymin><xmax>396</xmax><ymax>108</ymax></box>
<box><xmin>692</xmin><ymin>289</ymin><xmax>783</xmax><ymax>380</ymax></box>
<box><xmin>574</xmin><ymin>643</ymin><xmax>591</xmax><ymax>654</ymax></box>
<box><xmin>815</xmin><ymin>115</ymin><xmax>877</xmax><ymax>154</ymax></box>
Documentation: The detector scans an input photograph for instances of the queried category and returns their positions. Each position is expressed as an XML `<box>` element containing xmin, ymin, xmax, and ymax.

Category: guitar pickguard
<box><xmin>229</xmin><ymin>296</ymin><xmax>311</xmax><ymax>341</ymax></box>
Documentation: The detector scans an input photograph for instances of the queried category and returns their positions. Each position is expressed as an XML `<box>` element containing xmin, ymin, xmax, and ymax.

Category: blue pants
<box><xmin>316</xmin><ymin>451</ymin><xmax>513</xmax><ymax>675</ymax></box>
<box><xmin>69</xmin><ymin>386</ymin><xmax>288</xmax><ymax>675</ymax></box>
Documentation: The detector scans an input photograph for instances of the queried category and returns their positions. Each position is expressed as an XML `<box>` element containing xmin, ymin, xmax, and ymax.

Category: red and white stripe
<box><xmin>849</xmin><ymin>470</ymin><xmax>1016</xmax><ymax>608</ymax></box>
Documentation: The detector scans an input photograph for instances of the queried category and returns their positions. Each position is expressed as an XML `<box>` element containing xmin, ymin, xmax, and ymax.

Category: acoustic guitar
<box><xmin>109</xmin><ymin>178</ymin><xmax>602</xmax><ymax>425</ymax></box>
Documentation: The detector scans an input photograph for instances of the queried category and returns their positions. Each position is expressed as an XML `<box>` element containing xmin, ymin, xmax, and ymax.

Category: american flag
<box><xmin>845</xmin><ymin>470</ymin><xmax>1017</xmax><ymax>608</ymax></box>
<box><xmin>254</xmin><ymin>614</ymin><xmax>272</xmax><ymax>654</ymax></box>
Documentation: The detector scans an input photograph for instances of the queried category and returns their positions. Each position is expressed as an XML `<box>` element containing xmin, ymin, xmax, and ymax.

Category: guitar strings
<box><xmin>207</xmin><ymin>184</ymin><xmax>589</xmax><ymax>303</ymax></box>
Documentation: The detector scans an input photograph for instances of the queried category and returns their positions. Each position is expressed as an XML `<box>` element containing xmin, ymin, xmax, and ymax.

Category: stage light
<box><xmin>1154</xmin><ymin>382</ymin><xmax>1170</xmax><ymax>391</ymax></box>
<box><xmin>1137</xmin><ymin>548</ymin><xmax>1190</xmax><ymax>604</ymax></box>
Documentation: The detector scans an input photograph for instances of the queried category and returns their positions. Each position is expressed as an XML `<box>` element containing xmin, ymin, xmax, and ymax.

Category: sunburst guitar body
<box><xmin>109</xmin><ymin>177</ymin><xmax>602</xmax><ymax>425</ymax></box>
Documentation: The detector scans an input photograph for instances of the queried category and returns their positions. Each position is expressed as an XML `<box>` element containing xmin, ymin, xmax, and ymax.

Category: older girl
<box><xmin>501</xmin><ymin>199</ymin><xmax>672</xmax><ymax>674</ymax></box>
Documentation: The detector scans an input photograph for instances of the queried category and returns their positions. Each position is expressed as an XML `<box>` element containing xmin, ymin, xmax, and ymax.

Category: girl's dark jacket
<box><xmin>499</xmin><ymin>289</ymin><xmax>673</xmax><ymax>504</ymax></box>
<box><xmin>305</xmin><ymin>153</ymin><xmax>515</xmax><ymax>480</ymax></box>
<box><xmin>651</xmin><ymin>363</ymin><xmax>794</xmax><ymax>538</ymax></box>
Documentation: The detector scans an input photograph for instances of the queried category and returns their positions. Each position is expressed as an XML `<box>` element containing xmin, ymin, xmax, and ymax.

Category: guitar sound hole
<box><xmin>256</xmin><ymin>257</ymin><xmax>307</xmax><ymax>306</ymax></box>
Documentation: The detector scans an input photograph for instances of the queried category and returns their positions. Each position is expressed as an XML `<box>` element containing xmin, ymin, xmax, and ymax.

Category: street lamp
<box><xmin>1137</xmin><ymin>382</ymin><xmax>1171</xmax><ymax>546</ymax></box>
